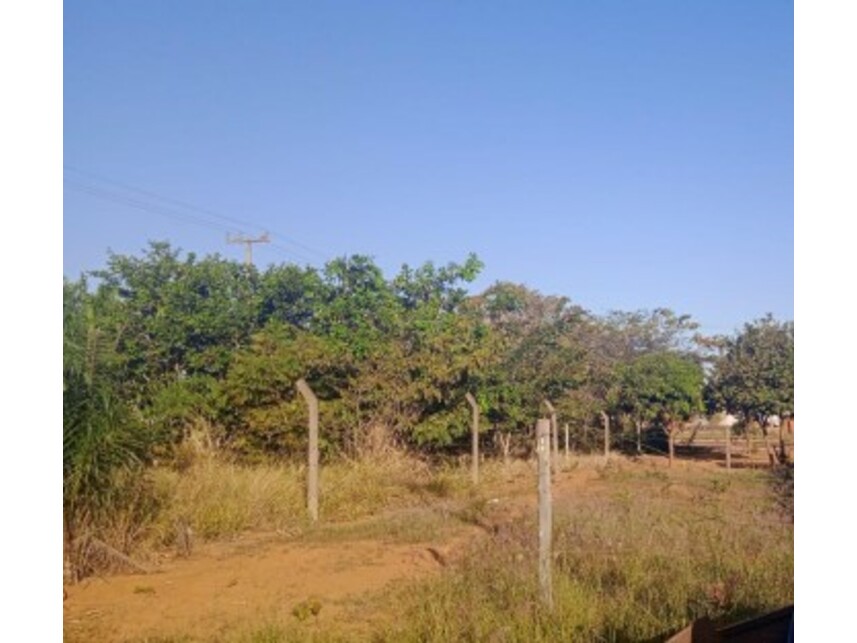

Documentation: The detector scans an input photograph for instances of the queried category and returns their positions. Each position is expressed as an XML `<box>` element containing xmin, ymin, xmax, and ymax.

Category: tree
<box><xmin>599</xmin><ymin>308</ymin><xmax>702</xmax><ymax>362</ymax></box>
<box><xmin>222</xmin><ymin>323</ymin><xmax>346</xmax><ymax>458</ymax></box>
<box><xmin>337</xmin><ymin>256</ymin><xmax>491</xmax><ymax>449</ymax></box>
<box><xmin>91</xmin><ymin>242</ymin><xmax>261</xmax><ymax>385</ymax></box>
<box><xmin>257</xmin><ymin>263</ymin><xmax>324</xmax><ymax>329</ymax></box>
<box><xmin>392</xmin><ymin>253</ymin><xmax>484</xmax><ymax>312</ymax></box>
<box><xmin>561</xmin><ymin>308</ymin><xmax>704</xmax><ymax>454</ymax></box>
<box><xmin>466</xmin><ymin>283</ymin><xmax>598</xmax><ymax>449</ymax></box>
<box><xmin>705</xmin><ymin>315</ymin><xmax>794</xmax><ymax>424</ymax></box>
<box><xmin>616</xmin><ymin>352</ymin><xmax>704</xmax><ymax>464</ymax></box>
<box><xmin>220</xmin><ymin>253</ymin><xmax>493</xmax><ymax>455</ymax></box>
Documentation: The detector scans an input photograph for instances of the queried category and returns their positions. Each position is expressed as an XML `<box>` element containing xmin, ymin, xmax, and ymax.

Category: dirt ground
<box><xmin>65</xmin><ymin>534</ymin><xmax>449</xmax><ymax>641</ymax></box>
<box><xmin>63</xmin><ymin>452</ymin><xmax>774</xmax><ymax>642</ymax></box>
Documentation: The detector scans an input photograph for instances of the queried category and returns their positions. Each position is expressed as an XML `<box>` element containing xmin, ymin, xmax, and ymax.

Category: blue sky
<box><xmin>64</xmin><ymin>1</ymin><xmax>793</xmax><ymax>335</ymax></box>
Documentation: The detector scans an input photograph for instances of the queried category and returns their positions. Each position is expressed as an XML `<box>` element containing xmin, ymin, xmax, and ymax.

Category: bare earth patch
<box><xmin>64</xmin><ymin>533</ymin><xmax>453</xmax><ymax>641</ymax></box>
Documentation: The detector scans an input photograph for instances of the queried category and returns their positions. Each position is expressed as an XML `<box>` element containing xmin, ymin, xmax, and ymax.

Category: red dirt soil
<box><xmin>65</xmin><ymin>533</ymin><xmax>454</xmax><ymax>641</ymax></box>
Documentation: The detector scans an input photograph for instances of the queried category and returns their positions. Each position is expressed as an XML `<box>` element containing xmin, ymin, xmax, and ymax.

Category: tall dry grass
<box><xmin>154</xmin><ymin>448</ymin><xmax>535</xmax><ymax>538</ymax></box>
<box><xmin>75</xmin><ymin>449</ymin><xmax>512</xmax><ymax>567</ymax></box>
<box><xmin>381</xmin><ymin>463</ymin><xmax>793</xmax><ymax>642</ymax></box>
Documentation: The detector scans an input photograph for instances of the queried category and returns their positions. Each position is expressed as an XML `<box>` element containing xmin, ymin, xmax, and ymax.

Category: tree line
<box><xmin>64</xmin><ymin>242</ymin><xmax>793</xmax><ymax>518</ymax></box>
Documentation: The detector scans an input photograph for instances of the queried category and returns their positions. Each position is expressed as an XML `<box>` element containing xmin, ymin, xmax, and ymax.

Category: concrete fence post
<box><xmin>465</xmin><ymin>392</ymin><xmax>480</xmax><ymax>485</ymax></box>
<box><xmin>600</xmin><ymin>411</ymin><xmax>611</xmax><ymax>459</ymax></box>
<box><xmin>296</xmin><ymin>378</ymin><xmax>319</xmax><ymax>522</ymax></box>
<box><xmin>536</xmin><ymin>418</ymin><xmax>553</xmax><ymax>609</ymax></box>
<box><xmin>544</xmin><ymin>399</ymin><xmax>558</xmax><ymax>470</ymax></box>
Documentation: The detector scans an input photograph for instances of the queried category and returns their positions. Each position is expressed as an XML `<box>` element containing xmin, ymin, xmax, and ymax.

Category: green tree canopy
<box><xmin>617</xmin><ymin>352</ymin><xmax>705</xmax><ymax>426</ymax></box>
<box><xmin>705</xmin><ymin>315</ymin><xmax>794</xmax><ymax>422</ymax></box>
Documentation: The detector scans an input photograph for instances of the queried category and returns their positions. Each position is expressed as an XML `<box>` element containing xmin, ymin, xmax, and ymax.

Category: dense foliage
<box><xmin>704</xmin><ymin>315</ymin><xmax>794</xmax><ymax>422</ymax></box>
<box><xmin>63</xmin><ymin>243</ymin><xmax>793</xmax><ymax>530</ymax></box>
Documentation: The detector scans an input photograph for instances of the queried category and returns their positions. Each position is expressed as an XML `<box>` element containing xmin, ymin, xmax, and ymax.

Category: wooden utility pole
<box><xmin>227</xmin><ymin>232</ymin><xmax>270</xmax><ymax>266</ymax></box>
<box><xmin>296</xmin><ymin>378</ymin><xmax>319</xmax><ymax>522</ymax></box>
<box><xmin>536</xmin><ymin>419</ymin><xmax>553</xmax><ymax>609</ymax></box>
<box><xmin>465</xmin><ymin>393</ymin><xmax>480</xmax><ymax>485</ymax></box>
<box><xmin>600</xmin><ymin>412</ymin><xmax>611</xmax><ymax>459</ymax></box>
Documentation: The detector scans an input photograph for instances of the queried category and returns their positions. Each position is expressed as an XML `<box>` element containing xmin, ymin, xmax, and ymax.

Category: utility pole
<box><xmin>227</xmin><ymin>232</ymin><xmax>270</xmax><ymax>266</ymax></box>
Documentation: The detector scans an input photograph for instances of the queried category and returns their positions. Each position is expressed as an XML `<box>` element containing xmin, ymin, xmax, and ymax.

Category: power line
<box><xmin>64</xmin><ymin>178</ymin><xmax>318</xmax><ymax>264</ymax></box>
<box><xmin>63</xmin><ymin>165</ymin><xmax>330</xmax><ymax>261</ymax></box>
<box><xmin>65</xmin><ymin>180</ymin><xmax>233</xmax><ymax>234</ymax></box>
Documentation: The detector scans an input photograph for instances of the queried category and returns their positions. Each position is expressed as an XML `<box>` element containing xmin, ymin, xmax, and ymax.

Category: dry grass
<box><xmin>114</xmin><ymin>457</ymin><xmax>793</xmax><ymax>643</ymax></box>
<box><xmin>80</xmin><ymin>451</ymin><xmax>513</xmax><ymax>560</ymax></box>
<box><xmin>380</xmin><ymin>462</ymin><xmax>793</xmax><ymax>643</ymax></box>
<box><xmin>149</xmin><ymin>451</ymin><xmax>487</xmax><ymax>539</ymax></box>
<box><xmin>152</xmin><ymin>452</ymin><xmax>534</xmax><ymax>539</ymax></box>
<box><xmin>67</xmin><ymin>453</ymin><xmax>793</xmax><ymax>643</ymax></box>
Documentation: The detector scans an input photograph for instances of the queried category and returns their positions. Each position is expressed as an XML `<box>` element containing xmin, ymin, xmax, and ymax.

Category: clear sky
<box><xmin>64</xmin><ymin>1</ymin><xmax>793</xmax><ymax>336</ymax></box>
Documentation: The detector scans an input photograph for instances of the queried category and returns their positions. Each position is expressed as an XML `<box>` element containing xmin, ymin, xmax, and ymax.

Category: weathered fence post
<box><xmin>667</xmin><ymin>421</ymin><xmax>676</xmax><ymax>467</ymax></box>
<box><xmin>536</xmin><ymin>418</ymin><xmax>553</xmax><ymax>609</ymax></box>
<box><xmin>465</xmin><ymin>392</ymin><xmax>480</xmax><ymax>485</ymax></box>
<box><xmin>498</xmin><ymin>431</ymin><xmax>512</xmax><ymax>470</ymax></box>
<box><xmin>713</xmin><ymin>414</ymin><xmax>737</xmax><ymax>470</ymax></box>
<box><xmin>564</xmin><ymin>423</ymin><xmax>570</xmax><ymax>459</ymax></box>
<box><xmin>746</xmin><ymin>421</ymin><xmax>753</xmax><ymax>456</ymax></box>
<box><xmin>600</xmin><ymin>411</ymin><xmax>610</xmax><ymax>459</ymax></box>
<box><xmin>763</xmin><ymin>432</ymin><xmax>777</xmax><ymax>468</ymax></box>
<box><xmin>780</xmin><ymin>413</ymin><xmax>794</xmax><ymax>463</ymax></box>
<box><xmin>635</xmin><ymin>418</ymin><xmax>643</xmax><ymax>455</ymax></box>
<box><xmin>768</xmin><ymin>415</ymin><xmax>783</xmax><ymax>467</ymax></box>
<box><xmin>543</xmin><ymin>400</ymin><xmax>558</xmax><ymax>469</ymax></box>
<box><xmin>296</xmin><ymin>378</ymin><xmax>319</xmax><ymax>522</ymax></box>
<box><xmin>725</xmin><ymin>420</ymin><xmax>732</xmax><ymax>471</ymax></box>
